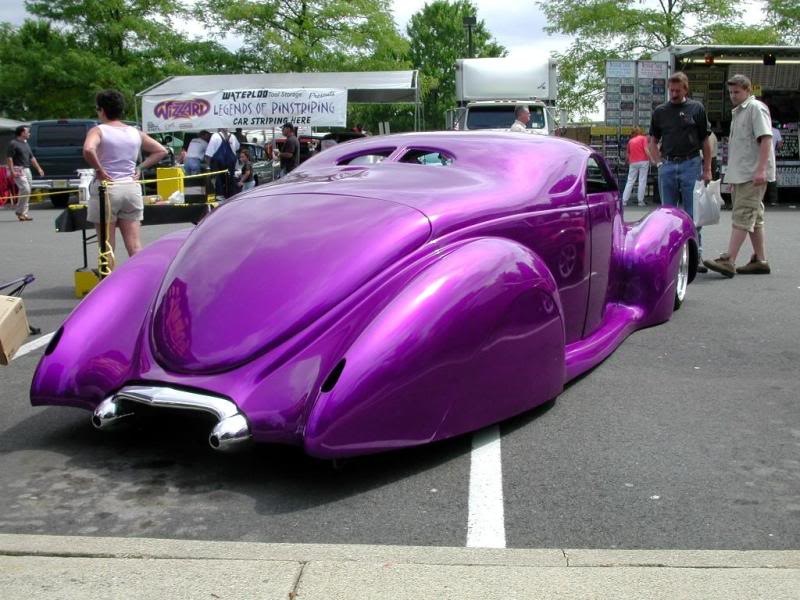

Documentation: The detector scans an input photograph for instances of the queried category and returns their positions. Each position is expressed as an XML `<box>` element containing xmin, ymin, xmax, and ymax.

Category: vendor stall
<box><xmin>137</xmin><ymin>70</ymin><xmax>421</xmax><ymax>132</ymax></box>
<box><xmin>653</xmin><ymin>45</ymin><xmax>800</xmax><ymax>199</ymax></box>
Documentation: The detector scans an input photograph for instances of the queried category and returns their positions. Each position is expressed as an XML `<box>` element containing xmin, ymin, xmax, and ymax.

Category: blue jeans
<box><xmin>184</xmin><ymin>157</ymin><xmax>203</xmax><ymax>175</ymax></box>
<box><xmin>658</xmin><ymin>155</ymin><xmax>702</xmax><ymax>255</ymax></box>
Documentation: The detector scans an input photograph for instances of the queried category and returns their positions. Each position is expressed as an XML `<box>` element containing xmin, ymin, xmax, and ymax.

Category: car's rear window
<box><xmin>398</xmin><ymin>149</ymin><xmax>454</xmax><ymax>166</ymax></box>
<box><xmin>35</xmin><ymin>125</ymin><xmax>87</xmax><ymax>147</ymax></box>
<box><xmin>338</xmin><ymin>148</ymin><xmax>395</xmax><ymax>165</ymax></box>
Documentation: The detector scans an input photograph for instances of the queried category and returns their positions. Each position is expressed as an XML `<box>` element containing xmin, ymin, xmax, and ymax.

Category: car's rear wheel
<box><xmin>674</xmin><ymin>240</ymin><xmax>689</xmax><ymax>310</ymax></box>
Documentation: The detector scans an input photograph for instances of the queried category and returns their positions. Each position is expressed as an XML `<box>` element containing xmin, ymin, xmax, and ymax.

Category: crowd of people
<box><xmin>508</xmin><ymin>70</ymin><xmax>777</xmax><ymax>279</ymax></box>
<box><xmin>6</xmin><ymin>79</ymin><xmax>779</xmax><ymax>282</ymax></box>
<box><xmin>647</xmin><ymin>71</ymin><xmax>775</xmax><ymax>277</ymax></box>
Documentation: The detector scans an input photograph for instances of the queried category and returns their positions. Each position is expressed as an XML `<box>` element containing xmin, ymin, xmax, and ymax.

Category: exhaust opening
<box><xmin>44</xmin><ymin>327</ymin><xmax>64</xmax><ymax>356</ymax></box>
<box><xmin>321</xmin><ymin>358</ymin><xmax>346</xmax><ymax>392</ymax></box>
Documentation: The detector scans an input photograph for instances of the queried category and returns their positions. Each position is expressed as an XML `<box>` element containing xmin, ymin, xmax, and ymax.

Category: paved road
<box><xmin>1</xmin><ymin>201</ymin><xmax>798</xmax><ymax>550</ymax></box>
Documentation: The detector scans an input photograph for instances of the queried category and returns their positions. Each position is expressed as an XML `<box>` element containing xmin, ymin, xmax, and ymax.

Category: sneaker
<box><xmin>696</xmin><ymin>262</ymin><xmax>708</xmax><ymax>274</ymax></box>
<box><xmin>703</xmin><ymin>254</ymin><xmax>735</xmax><ymax>278</ymax></box>
<box><xmin>637</xmin><ymin>202</ymin><xmax>647</xmax><ymax>207</ymax></box>
<box><xmin>736</xmin><ymin>254</ymin><xmax>770</xmax><ymax>274</ymax></box>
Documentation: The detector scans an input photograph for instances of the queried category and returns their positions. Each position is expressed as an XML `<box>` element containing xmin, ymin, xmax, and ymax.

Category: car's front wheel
<box><xmin>673</xmin><ymin>240</ymin><xmax>690</xmax><ymax>310</ymax></box>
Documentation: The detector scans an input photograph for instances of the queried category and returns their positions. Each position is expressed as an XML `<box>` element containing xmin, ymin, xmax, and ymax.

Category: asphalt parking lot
<box><xmin>0</xmin><ymin>199</ymin><xmax>798</xmax><ymax>551</ymax></box>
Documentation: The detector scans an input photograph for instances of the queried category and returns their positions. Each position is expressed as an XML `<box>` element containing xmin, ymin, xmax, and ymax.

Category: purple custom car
<box><xmin>31</xmin><ymin>132</ymin><xmax>697</xmax><ymax>458</ymax></box>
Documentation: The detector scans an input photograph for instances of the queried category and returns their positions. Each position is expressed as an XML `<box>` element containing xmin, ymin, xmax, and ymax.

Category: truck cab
<box><xmin>451</xmin><ymin>101</ymin><xmax>556</xmax><ymax>134</ymax></box>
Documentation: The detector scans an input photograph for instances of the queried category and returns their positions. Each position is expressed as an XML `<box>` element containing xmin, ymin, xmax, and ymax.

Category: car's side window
<box><xmin>586</xmin><ymin>156</ymin><xmax>617</xmax><ymax>194</ymax></box>
<box><xmin>338</xmin><ymin>149</ymin><xmax>395</xmax><ymax>165</ymax></box>
<box><xmin>398</xmin><ymin>149</ymin><xmax>454</xmax><ymax>166</ymax></box>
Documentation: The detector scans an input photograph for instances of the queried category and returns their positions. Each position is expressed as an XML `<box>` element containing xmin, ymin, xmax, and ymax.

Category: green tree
<box><xmin>196</xmin><ymin>0</ymin><xmax>414</xmax><ymax>132</ymax></box>
<box><xmin>406</xmin><ymin>0</ymin><xmax>505</xmax><ymax>129</ymax></box>
<box><xmin>0</xmin><ymin>0</ymin><xmax>244</xmax><ymax>120</ymax></box>
<box><xmin>767</xmin><ymin>0</ymin><xmax>800</xmax><ymax>43</ymax></box>
<box><xmin>0</xmin><ymin>20</ymin><xmax>126</xmax><ymax>119</ymax></box>
<box><xmin>705</xmin><ymin>23</ymin><xmax>781</xmax><ymax>46</ymax></box>
<box><xmin>25</xmin><ymin>0</ymin><xmax>189</xmax><ymax>64</ymax></box>
<box><xmin>538</xmin><ymin>0</ymin><xmax>742</xmax><ymax>118</ymax></box>
<box><xmin>196</xmin><ymin>0</ymin><xmax>408</xmax><ymax>73</ymax></box>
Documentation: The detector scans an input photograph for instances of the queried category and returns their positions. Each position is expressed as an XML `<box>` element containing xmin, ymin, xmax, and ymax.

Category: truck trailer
<box><xmin>448</xmin><ymin>57</ymin><xmax>559</xmax><ymax>135</ymax></box>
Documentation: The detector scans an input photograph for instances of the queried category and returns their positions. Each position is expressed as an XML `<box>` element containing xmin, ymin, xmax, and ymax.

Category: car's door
<box><xmin>582</xmin><ymin>155</ymin><xmax>619</xmax><ymax>338</ymax></box>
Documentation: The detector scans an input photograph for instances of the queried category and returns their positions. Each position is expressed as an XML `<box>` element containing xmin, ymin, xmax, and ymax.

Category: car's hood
<box><xmin>151</xmin><ymin>193</ymin><xmax>431</xmax><ymax>373</ymax></box>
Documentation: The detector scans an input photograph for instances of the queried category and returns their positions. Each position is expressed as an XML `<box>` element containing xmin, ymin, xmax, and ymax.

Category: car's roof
<box><xmin>262</xmin><ymin>131</ymin><xmax>592</xmax><ymax>236</ymax></box>
<box><xmin>302</xmin><ymin>130</ymin><xmax>590</xmax><ymax>170</ymax></box>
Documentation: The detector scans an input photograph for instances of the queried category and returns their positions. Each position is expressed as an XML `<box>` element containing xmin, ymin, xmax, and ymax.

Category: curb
<box><xmin>1</xmin><ymin>534</ymin><xmax>799</xmax><ymax>600</ymax></box>
<box><xmin>1</xmin><ymin>533</ymin><xmax>798</xmax><ymax>568</ymax></box>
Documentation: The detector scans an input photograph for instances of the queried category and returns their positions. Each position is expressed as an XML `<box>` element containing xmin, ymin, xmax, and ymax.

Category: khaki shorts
<box><xmin>731</xmin><ymin>181</ymin><xmax>766</xmax><ymax>232</ymax></box>
<box><xmin>88</xmin><ymin>179</ymin><xmax>144</xmax><ymax>223</ymax></box>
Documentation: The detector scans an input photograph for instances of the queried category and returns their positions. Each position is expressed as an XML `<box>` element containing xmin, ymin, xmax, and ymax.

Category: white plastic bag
<box><xmin>693</xmin><ymin>179</ymin><xmax>722</xmax><ymax>227</ymax></box>
<box><xmin>168</xmin><ymin>190</ymin><xmax>185</xmax><ymax>204</ymax></box>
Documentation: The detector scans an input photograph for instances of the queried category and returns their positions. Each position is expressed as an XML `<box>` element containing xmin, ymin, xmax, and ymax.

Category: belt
<box><xmin>664</xmin><ymin>154</ymin><xmax>698</xmax><ymax>163</ymax></box>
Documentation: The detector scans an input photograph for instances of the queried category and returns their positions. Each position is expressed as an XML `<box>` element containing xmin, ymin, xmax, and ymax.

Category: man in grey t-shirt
<box><xmin>6</xmin><ymin>125</ymin><xmax>44</xmax><ymax>221</ymax></box>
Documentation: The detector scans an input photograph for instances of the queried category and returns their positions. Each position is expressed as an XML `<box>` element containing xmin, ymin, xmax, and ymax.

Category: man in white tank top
<box><xmin>83</xmin><ymin>89</ymin><xmax>167</xmax><ymax>257</ymax></box>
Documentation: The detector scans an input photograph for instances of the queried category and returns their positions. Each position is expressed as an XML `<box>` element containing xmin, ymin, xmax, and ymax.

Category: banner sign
<box><xmin>142</xmin><ymin>88</ymin><xmax>348</xmax><ymax>132</ymax></box>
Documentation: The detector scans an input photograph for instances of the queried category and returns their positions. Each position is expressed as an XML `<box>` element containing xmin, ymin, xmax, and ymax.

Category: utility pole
<box><xmin>463</xmin><ymin>15</ymin><xmax>476</xmax><ymax>58</ymax></box>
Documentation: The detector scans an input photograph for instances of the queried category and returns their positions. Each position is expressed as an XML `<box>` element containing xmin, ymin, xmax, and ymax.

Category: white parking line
<box><xmin>13</xmin><ymin>332</ymin><xmax>55</xmax><ymax>360</ymax></box>
<box><xmin>467</xmin><ymin>424</ymin><xmax>506</xmax><ymax>548</ymax></box>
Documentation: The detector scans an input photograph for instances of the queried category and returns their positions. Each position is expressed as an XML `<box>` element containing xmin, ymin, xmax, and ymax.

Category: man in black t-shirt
<box><xmin>5</xmin><ymin>125</ymin><xmax>44</xmax><ymax>221</ymax></box>
<box><xmin>278</xmin><ymin>122</ymin><xmax>299</xmax><ymax>178</ymax></box>
<box><xmin>648</xmin><ymin>71</ymin><xmax>713</xmax><ymax>268</ymax></box>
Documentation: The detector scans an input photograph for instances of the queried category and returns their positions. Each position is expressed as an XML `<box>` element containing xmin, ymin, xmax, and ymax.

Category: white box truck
<box><xmin>449</xmin><ymin>57</ymin><xmax>559</xmax><ymax>134</ymax></box>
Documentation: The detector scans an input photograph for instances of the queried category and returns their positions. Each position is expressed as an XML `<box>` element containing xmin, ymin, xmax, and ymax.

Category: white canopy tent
<box><xmin>136</xmin><ymin>70</ymin><xmax>421</xmax><ymax>132</ymax></box>
<box><xmin>0</xmin><ymin>117</ymin><xmax>28</xmax><ymax>130</ymax></box>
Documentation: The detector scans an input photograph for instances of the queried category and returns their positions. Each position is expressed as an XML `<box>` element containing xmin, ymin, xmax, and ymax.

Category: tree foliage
<box><xmin>538</xmin><ymin>0</ymin><xmax>749</xmax><ymax>118</ymax></box>
<box><xmin>0</xmin><ymin>20</ymin><xmax>124</xmax><ymax>119</ymax></box>
<box><xmin>406</xmin><ymin>0</ymin><xmax>505</xmax><ymax>129</ymax></box>
<box><xmin>196</xmin><ymin>0</ymin><xmax>408</xmax><ymax>73</ymax></box>
<box><xmin>766</xmin><ymin>0</ymin><xmax>800</xmax><ymax>43</ymax></box>
<box><xmin>194</xmin><ymin>0</ymin><xmax>413</xmax><ymax>131</ymax></box>
<box><xmin>0</xmin><ymin>0</ymin><xmax>244</xmax><ymax>120</ymax></box>
<box><xmin>25</xmin><ymin>0</ymin><xmax>187</xmax><ymax>63</ymax></box>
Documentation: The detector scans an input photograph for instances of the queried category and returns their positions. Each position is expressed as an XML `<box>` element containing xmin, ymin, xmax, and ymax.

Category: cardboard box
<box><xmin>0</xmin><ymin>295</ymin><xmax>30</xmax><ymax>365</ymax></box>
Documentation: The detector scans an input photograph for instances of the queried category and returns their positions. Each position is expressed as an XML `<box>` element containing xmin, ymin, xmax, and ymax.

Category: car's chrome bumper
<box><xmin>92</xmin><ymin>385</ymin><xmax>251</xmax><ymax>452</ymax></box>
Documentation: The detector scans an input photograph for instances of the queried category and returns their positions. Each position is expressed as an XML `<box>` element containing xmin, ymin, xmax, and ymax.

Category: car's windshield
<box><xmin>466</xmin><ymin>105</ymin><xmax>546</xmax><ymax>130</ymax></box>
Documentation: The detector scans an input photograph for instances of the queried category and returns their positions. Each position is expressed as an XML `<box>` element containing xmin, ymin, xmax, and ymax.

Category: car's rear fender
<box><xmin>303</xmin><ymin>237</ymin><xmax>565</xmax><ymax>459</ymax></box>
<box><xmin>30</xmin><ymin>229</ymin><xmax>192</xmax><ymax>410</ymax></box>
<box><xmin>610</xmin><ymin>207</ymin><xmax>697</xmax><ymax>326</ymax></box>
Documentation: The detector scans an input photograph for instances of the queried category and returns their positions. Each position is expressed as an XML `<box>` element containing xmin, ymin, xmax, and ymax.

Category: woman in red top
<box><xmin>622</xmin><ymin>126</ymin><xmax>652</xmax><ymax>207</ymax></box>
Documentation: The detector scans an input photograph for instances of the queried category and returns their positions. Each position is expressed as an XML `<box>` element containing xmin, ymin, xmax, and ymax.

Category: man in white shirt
<box><xmin>510</xmin><ymin>105</ymin><xmax>530</xmax><ymax>132</ymax></box>
<box><xmin>204</xmin><ymin>128</ymin><xmax>240</xmax><ymax>199</ymax></box>
<box><xmin>704</xmin><ymin>74</ymin><xmax>774</xmax><ymax>277</ymax></box>
<box><xmin>183</xmin><ymin>130</ymin><xmax>211</xmax><ymax>176</ymax></box>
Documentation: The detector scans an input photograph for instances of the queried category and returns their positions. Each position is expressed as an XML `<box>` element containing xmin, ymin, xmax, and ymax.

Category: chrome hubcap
<box><xmin>676</xmin><ymin>242</ymin><xmax>689</xmax><ymax>303</ymax></box>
